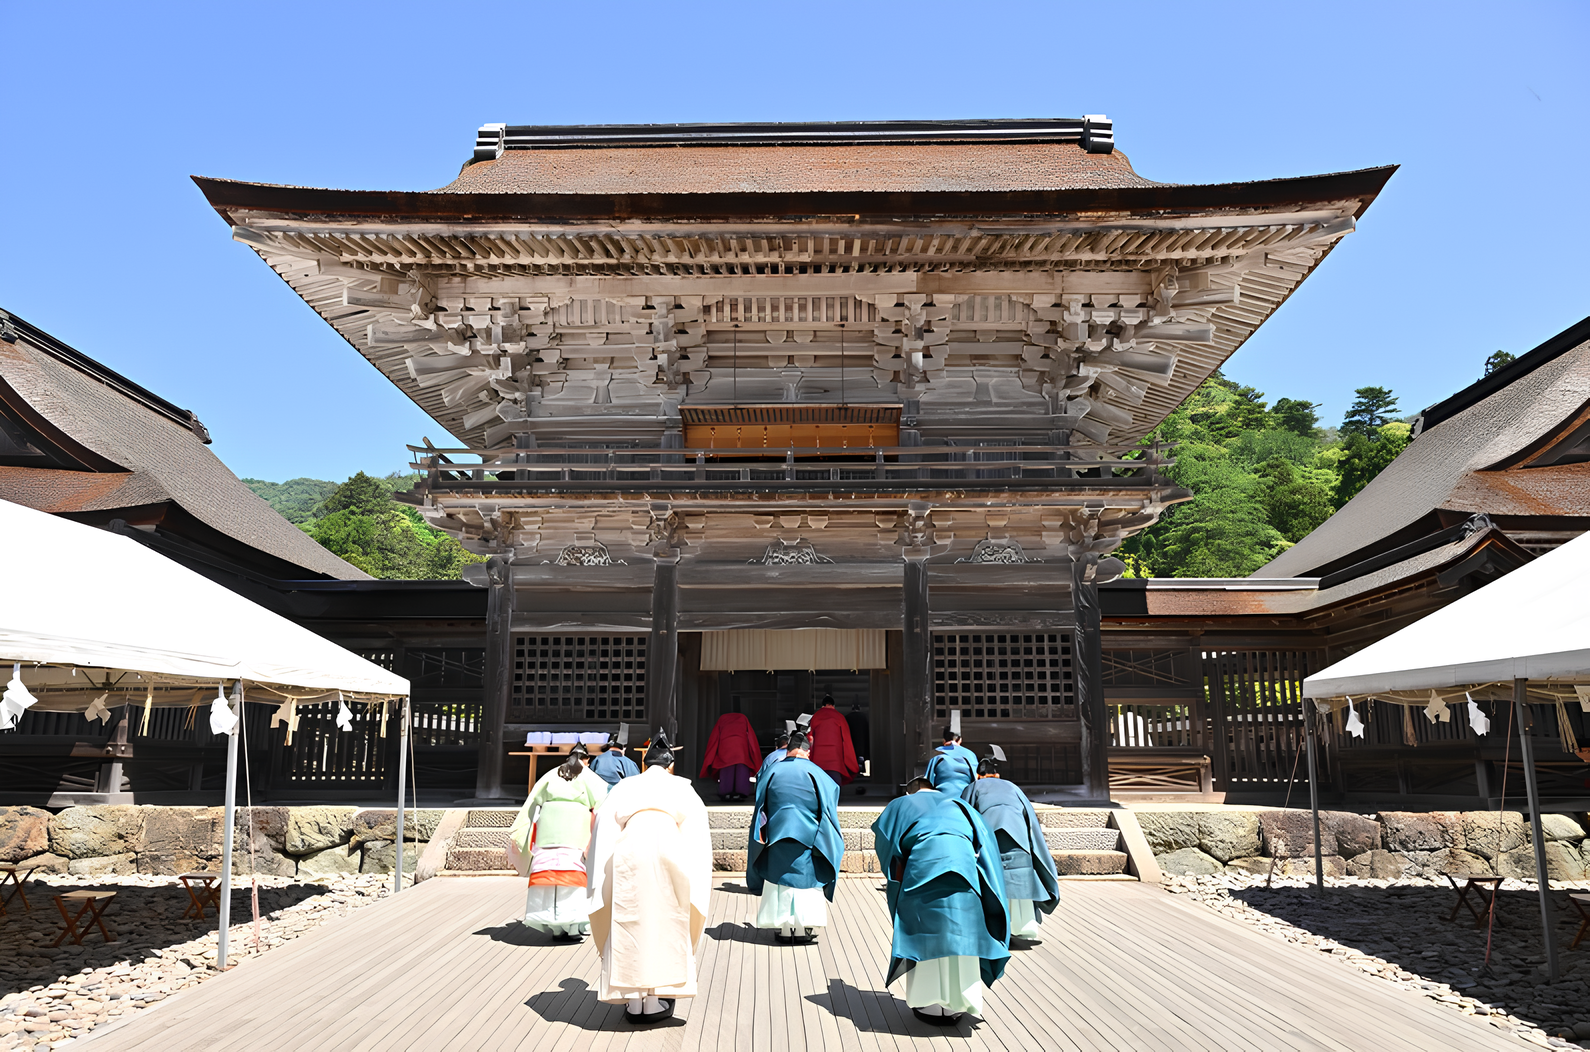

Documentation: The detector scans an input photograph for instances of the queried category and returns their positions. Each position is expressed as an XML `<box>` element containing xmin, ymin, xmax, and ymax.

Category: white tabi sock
<box><xmin>626</xmin><ymin>997</ymin><xmax>645</xmax><ymax>1016</ymax></box>
<box><xmin>643</xmin><ymin>996</ymin><xmax>665</xmax><ymax>1014</ymax></box>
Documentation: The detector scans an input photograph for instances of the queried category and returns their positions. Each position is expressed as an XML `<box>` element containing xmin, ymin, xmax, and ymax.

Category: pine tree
<box><xmin>1340</xmin><ymin>387</ymin><xmax>1399</xmax><ymax>438</ymax></box>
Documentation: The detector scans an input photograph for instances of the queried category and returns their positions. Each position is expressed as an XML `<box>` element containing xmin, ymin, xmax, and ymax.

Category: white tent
<box><xmin>0</xmin><ymin>499</ymin><xmax>413</xmax><ymax>965</ymax></box>
<box><xmin>1301</xmin><ymin>529</ymin><xmax>1590</xmax><ymax>979</ymax></box>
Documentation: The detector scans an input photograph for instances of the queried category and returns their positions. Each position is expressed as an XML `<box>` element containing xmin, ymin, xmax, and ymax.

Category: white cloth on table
<box><xmin>1008</xmin><ymin>897</ymin><xmax>1041</xmax><ymax>938</ymax></box>
<box><xmin>524</xmin><ymin>885</ymin><xmax>590</xmax><ymax>935</ymax></box>
<box><xmin>898</xmin><ymin>955</ymin><xmax>985</xmax><ymax>1017</ymax></box>
<box><xmin>754</xmin><ymin>883</ymin><xmax>827</xmax><ymax>930</ymax></box>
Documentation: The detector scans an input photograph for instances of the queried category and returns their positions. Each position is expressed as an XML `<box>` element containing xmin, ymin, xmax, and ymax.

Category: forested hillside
<box><xmin>1119</xmin><ymin>373</ymin><xmax>1412</xmax><ymax>578</ymax></box>
<box><xmin>245</xmin><ymin>472</ymin><xmax>482</xmax><ymax>580</ymax></box>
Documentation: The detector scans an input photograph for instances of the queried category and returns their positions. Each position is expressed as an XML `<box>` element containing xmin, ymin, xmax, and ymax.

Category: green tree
<box><xmin>1333</xmin><ymin>423</ymin><xmax>1411</xmax><ymax>506</ymax></box>
<box><xmin>290</xmin><ymin>472</ymin><xmax>484</xmax><ymax>580</ymax></box>
<box><xmin>1484</xmin><ymin>350</ymin><xmax>1516</xmax><ymax>376</ymax></box>
<box><xmin>1271</xmin><ymin>398</ymin><xmax>1320</xmax><ymax>437</ymax></box>
<box><xmin>244</xmin><ymin>477</ymin><xmax>339</xmax><ymax>525</ymax></box>
<box><xmin>1340</xmin><ymin>386</ymin><xmax>1399</xmax><ymax>438</ymax></box>
<box><xmin>1255</xmin><ymin>459</ymin><xmax>1335</xmax><ymax>542</ymax></box>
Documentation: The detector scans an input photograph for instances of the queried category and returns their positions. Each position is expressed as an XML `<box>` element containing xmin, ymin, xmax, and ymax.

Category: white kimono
<box><xmin>586</xmin><ymin>764</ymin><xmax>712</xmax><ymax>1004</ymax></box>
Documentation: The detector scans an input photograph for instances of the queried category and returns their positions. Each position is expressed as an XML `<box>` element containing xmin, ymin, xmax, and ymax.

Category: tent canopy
<box><xmin>1304</xmin><ymin>528</ymin><xmax>1590</xmax><ymax>699</ymax></box>
<box><xmin>0</xmin><ymin>498</ymin><xmax>407</xmax><ymax>705</ymax></box>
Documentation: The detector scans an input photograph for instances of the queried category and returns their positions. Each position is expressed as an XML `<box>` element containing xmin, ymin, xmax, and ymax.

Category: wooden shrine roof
<box><xmin>0</xmin><ymin>309</ymin><xmax>369</xmax><ymax>581</ymax></box>
<box><xmin>1259</xmin><ymin>314</ymin><xmax>1590</xmax><ymax>579</ymax></box>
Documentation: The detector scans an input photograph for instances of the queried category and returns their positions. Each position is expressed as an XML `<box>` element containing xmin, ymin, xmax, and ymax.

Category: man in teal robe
<box><xmin>591</xmin><ymin>734</ymin><xmax>640</xmax><ymax>789</ymax></box>
<box><xmin>962</xmin><ymin>748</ymin><xmax>1059</xmax><ymax>943</ymax></box>
<box><xmin>745</xmin><ymin>730</ymin><xmax>844</xmax><ymax>943</ymax></box>
<box><xmin>925</xmin><ymin>726</ymin><xmax>979</xmax><ymax>798</ymax></box>
<box><xmin>872</xmin><ymin>778</ymin><xmax>1009</xmax><ymax>1025</ymax></box>
<box><xmin>756</xmin><ymin>730</ymin><xmax>791</xmax><ymax>781</ymax></box>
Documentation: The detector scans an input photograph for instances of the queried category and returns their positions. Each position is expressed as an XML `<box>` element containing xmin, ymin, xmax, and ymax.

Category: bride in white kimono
<box><xmin>586</xmin><ymin>732</ymin><xmax>712</xmax><ymax>1025</ymax></box>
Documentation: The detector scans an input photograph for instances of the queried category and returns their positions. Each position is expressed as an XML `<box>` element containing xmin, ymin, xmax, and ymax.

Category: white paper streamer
<box><xmin>84</xmin><ymin>693</ymin><xmax>112</xmax><ymax>724</ymax></box>
<box><xmin>209</xmin><ymin>683</ymin><xmax>239</xmax><ymax>736</ymax></box>
<box><xmin>1466</xmin><ymin>692</ymin><xmax>1490</xmax><ymax>735</ymax></box>
<box><xmin>0</xmin><ymin>664</ymin><xmax>38</xmax><ymax>730</ymax></box>
<box><xmin>335</xmin><ymin>691</ymin><xmax>353</xmax><ymax>732</ymax></box>
<box><xmin>1424</xmin><ymin>689</ymin><xmax>1450</xmax><ymax>724</ymax></box>
<box><xmin>1343</xmin><ymin>696</ymin><xmax>1365</xmax><ymax>739</ymax></box>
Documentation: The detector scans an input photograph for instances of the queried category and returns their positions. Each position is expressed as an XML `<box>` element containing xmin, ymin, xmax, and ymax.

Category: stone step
<box><xmin>1053</xmin><ymin>850</ymin><xmax>1129</xmax><ymax>876</ymax></box>
<box><xmin>465</xmin><ymin>809</ymin><xmax>515</xmax><ymax>828</ymax></box>
<box><xmin>1036</xmin><ymin>808</ymin><xmax>1112</xmax><ymax>829</ymax></box>
<box><xmin>455</xmin><ymin>829</ymin><xmax>510</xmax><ymax>850</ymax></box>
<box><xmin>1047</xmin><ymin>828</ymin><xmax>1121</xmax><ymax>852</ymax></box>
<box><xmin>446</xmin><ymin>847</ymin><xmax>511</xmax><ymax>872</ymax></box>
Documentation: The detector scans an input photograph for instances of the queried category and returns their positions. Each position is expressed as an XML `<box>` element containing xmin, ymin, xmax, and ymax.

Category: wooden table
<box><xmin>52</xmin><ymin>890</ymin><xmax>117</xmax><ymax>945</ymax></box>
<box><xmin>0</xmin><ymin>861</ymin><xmax>42</xmax><ymax>914</ymax></box>
<box><xmin>510</xmin><ymin>744</ymin><xmax>641</xmax><ymax>794</ymax></box>
<box><xmin>1444</xmin><ymin>874</ymin><xmax>1505</xmax><ymax>928</ymax></box>
<box><xmin>179</xmin><ymin>872</ymin><xmax>223</xmax><ymax>920</ymax></box>
<box><xmin>1569</xmin><ymin>892</ymin><xmax>1590</xmax><ymax>950</ymax></box>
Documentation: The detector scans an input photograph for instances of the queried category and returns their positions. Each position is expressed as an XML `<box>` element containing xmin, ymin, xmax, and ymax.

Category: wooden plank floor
<box><xmin>78</xmin><ymin>877</ymin><xmax>1529</xmax><ymax>1052</ymax></box>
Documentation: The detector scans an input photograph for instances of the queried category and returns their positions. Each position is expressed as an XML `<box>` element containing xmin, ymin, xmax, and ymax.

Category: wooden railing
<box><xmin>408</xmin><ymin>442</ymin><xmax>1176</xmax><ymax>494</ymax></box>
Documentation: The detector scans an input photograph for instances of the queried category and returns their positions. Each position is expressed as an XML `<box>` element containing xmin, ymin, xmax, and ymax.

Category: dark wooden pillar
<box><xmin>902</xmin><ymin>550</ymin><xmax>932</xmax><ymax>777</ymax></box>
<box><xmin>647</xmin><ymin>551</ymin><xmax>682</xmax><ymax>748</ymax></box>
<box><xmin>1072</xmin><ymin>555</ymin><xmax>1109</xmax><ymax>800</ymax></box>
<box><xmin>474</xmin><ymin>555</ymin><xmax>515</xmax><ymax>800</ymax></box>
<box><xmin>95</xmin><ymin>706</ymin><xmax>130</xmax><ymax>796</ymax></box>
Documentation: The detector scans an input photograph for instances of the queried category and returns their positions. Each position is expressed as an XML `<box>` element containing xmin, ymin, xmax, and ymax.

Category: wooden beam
<box><xmin>449</xmin><ymin>272</ymin><xmax>1072</xmax><ymax>298</ymax></box>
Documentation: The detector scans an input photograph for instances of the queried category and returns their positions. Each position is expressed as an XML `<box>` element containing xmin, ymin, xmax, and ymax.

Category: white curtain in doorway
<box><xmin>700</xmin><ymin>629</ymin><xmax>886</xmax><ymax>672</ymax></box>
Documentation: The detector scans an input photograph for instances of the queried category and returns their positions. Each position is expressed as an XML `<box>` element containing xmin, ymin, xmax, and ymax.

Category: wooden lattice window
<box><xmin>932</xmin><ymin>632</ymin><xmax>1075</xmax><ymax>720</ymax></box>
<box><xmin>511</xmin><ymin>635</ymin><xmax>647</xmax><ymax>722</ymax></box>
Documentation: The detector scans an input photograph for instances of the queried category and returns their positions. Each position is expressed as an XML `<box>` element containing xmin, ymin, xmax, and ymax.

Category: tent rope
<box><xmin>1484</xmin><ymin>699</ymin><xmax>1514</xmax><ymax>972</ymax></box>
<box><xmin>238</xmin><ymin>684</ymin><xmax>263</xmax><ymax>954</ymax></box>
<box><xmin>1265</xmin><ymin>704</ymin><xmax>1309</xmax><ymax>889</ymax></box>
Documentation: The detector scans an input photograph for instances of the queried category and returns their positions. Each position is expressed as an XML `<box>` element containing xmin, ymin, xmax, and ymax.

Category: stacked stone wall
<box><xmin>1142</xmin><ymin>808</ymin><xmax>1590</xmax><ymax>880</ymax></box>
<box><xmin>0</xmin><ymin>805</ymin><xmax>445</xmax><ymax>878</ymax></box>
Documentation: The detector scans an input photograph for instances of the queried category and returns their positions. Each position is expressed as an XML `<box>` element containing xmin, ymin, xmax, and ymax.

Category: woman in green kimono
<box><xmin>509</xmin><ymin>743</ymin><xmax>607</xmax><ymax>941</ymax></box>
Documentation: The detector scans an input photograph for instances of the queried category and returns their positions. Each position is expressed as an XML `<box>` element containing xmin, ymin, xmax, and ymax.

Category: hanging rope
<box><xmin>1484</xmin><ymin>699</ymin><xmax>1515</xmax><ymax>971</ymax></box>
<box><xmin>237</xmin><ymin>683</ymin><xmax>263</xmax><ymax>954</ymax></box>
<box><xmin>1265</xmin><ymin>701</ymin><xmax>1311</xmax><ymax>889</ymax></box>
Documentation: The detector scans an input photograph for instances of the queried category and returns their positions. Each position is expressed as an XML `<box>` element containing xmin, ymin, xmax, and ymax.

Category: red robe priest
<box><xmin>700</xmin><ymin>712</ymin><xmax>762</xmax><ymax>800</ymax></box>
<box><xmin>808</xmin><ymin>703</ymin><xmax>860</xmax><ymax>785</ymax></box>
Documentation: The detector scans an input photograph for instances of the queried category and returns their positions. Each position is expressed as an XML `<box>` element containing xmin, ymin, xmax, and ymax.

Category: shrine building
<box><xmin>194</xmin><ymin>118</ymin><xmax>1394</xmax><ymax>800</ymax></box>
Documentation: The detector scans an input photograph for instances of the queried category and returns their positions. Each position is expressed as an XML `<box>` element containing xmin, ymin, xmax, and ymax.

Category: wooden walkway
<box><xmin>79</xmin><ymin>877</ymin><xmax>1527</xmax><ymax>1052</ymax></box>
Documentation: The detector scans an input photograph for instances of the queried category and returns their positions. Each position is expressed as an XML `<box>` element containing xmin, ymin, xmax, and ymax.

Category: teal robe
<box><xmin>745</xmin><ymin>756</ymin><xmax>844</xmax><ymax>900</ymax></box>
<box><xmin>756</xmin><ymin>748</ymin><xmax>788</xmax><ymax>780</ymax></box>
<box><xmin>590</xmin><ymin>749</ymin><xmax>639</xmax><ymax>789</ymax></box>
<box><xmin>962</xmin><ymin>778</ymin><xmax>1059</xmax><ymax>917</ymax></box>
<box><xmin>871</xmin><ymin>789</ymin><xmax>1010</xmax><ymax>988</ymax></box>
<box><xmin>925</xmin><ymin>742</ymin><xmax>979</xmax><ymax>797</ymax></box>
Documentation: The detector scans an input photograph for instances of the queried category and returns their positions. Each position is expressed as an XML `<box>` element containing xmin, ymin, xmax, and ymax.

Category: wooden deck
<box><xmin>79</xmin><ymin>876</ymin><xmax>1526</xmax><ymax>1051</ymax></box>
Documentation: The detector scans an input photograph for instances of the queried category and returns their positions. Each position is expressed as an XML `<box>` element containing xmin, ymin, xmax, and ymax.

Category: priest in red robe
<box><xmin>700</xmin><ymin>711</ymin><xmax>762</xmax><ymax>801</ymax></box>
<box><xmin>808</xmin><ymin>695</ymin><xmax>860</xmax><ymax>786</ymax></box>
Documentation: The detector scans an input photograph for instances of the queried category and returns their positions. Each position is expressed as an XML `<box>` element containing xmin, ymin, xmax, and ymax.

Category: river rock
<box><xmin>1461</xmin><ymin>811</ymin><xmax>1527</xmax><ymax>859</ymax></box>
<box><xmin>284</xmin><ymin>807</ymin><xmax>355</xmax><ymax>855</ymax></box>
<box><xmin>296</xmin><ymin>844</ymin><xmax>360</xmax><ymax>877</ymax></box>
<box><xmin>1197</xmin><ymin>811</ymin><xmax>1260</xmax><ymax>862</ymax></box>
<box><xmin>67</xmin><ymin>852</ymin><xmax>137</xmax><ymax>876</ymax></box>
<box><xmin>360</xmin><ymin>842</ymin><xmax>419</xmax><ymax>875</ymax></box>
<box><xmin>1380</xmin><ymin>810</ymin><xmax>1462</xmax><ymax>852</ymax></box>
<box><xmin>234</xmin><ymin>807</ymin><xmax>290</xmax><ymax>850</ymax></box>
<box><xmin>18</xmin><ymin>852</ymin><xmax>68</xmax><ymax>874</ymax></box>
<box><xmin>48</xmin><ymin>806</ymin><xmax>144</xmax><ymax>860</ymax></box>
<box><xmin>1136</xmin><ymin>811</ymin><xmax>1199</xmax><ymax>854</ymax></box>
<box><xmin>0</xmin><ymin>805</ymin><xmax>50</xmax><ymax>863</ymax></box>
<box><xmin>1259</xmin><ymin>811</ymin><xmax>1335</xmax><ymax>858</ymax></box>
<box><xmin>1276</xmin><ymin>855</ymin><xmax>1347</xmax><ymax>879</ymax></box>
<box><xmin>1224</xmin><ymin>856</ymin><xmax>1274</xmax><ymax>876</ymax></box>
<box><xmin>232</xmin><ymin>807</ymin><xmax>296</xmax><ymax>876</ymax></box>
<box><xmin>1157</xmin><ymin>847</ymin><xmax>1223</xmax><ymax>876</ymax></box>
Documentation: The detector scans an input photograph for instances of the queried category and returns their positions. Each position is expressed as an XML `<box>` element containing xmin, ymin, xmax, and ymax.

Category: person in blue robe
<box><xmin>961</xmin><ymin>748</ymin><xmax>1059</xmax><ymax>943</ymax></box>
<box><xmin>745</xmin><ymin>730</ymin><xmax>844</xmax><ymax>943</ymax></box>
<box><xmin>925</xmin><ymin>726</ymin><xmax>979</xmax><ymax>797</ymax></box>
<box><xmin>591</xmin><ymin>734</ymin><xmax>640</xmax><ymax>789</ymax></box>
<box><xmin>756</xmin><ymin>730</ymin><xmax>790</xmax><ymax>781</ymax></box>
<box><xmin>872</xmin><ymin>777</ymin><xmax>1010</xmax><ymax>1025</ymax></box>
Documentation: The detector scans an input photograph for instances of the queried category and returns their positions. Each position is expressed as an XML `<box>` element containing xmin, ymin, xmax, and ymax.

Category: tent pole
<box><xmin>394</xmin><ymin>698</ymin><xmax>409</xmax><ymax>896</ymax></box>
<box><xmin>217</xmin><ymin>691</ymin><xmax>239</xmax><ymax>970</ymax></box>
<box><xmin>1514</xmin><ymin>678</ymin><xmax>1558</xmax><ymax>979</ymax></box>
<box><xmin>1304</xmin><ymin>702</ymin><xmax>1324</xmax><ymax>891</ymax></box>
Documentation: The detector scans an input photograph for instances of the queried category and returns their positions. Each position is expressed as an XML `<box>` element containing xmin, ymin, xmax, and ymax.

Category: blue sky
<box><xmin>3</xmin><ymin>1</ymin><xmax>1586</xmax><ymax>482</ymax></box>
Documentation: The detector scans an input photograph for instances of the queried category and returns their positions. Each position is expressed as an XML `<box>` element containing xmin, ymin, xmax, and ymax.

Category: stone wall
<box><xmin>1140</xmin><ymin>808</ymin><xmax>1590</xmax><ymax>880</ymax></box>
<box><xmin>0</xmin><ymin>805</ymin><xmax>446</xmax><ymax>878</ymax></box>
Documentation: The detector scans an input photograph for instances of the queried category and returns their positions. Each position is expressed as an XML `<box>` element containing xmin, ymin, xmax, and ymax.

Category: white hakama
<box><xmin>1008</xmin><ymin>897</ymin><xmax>1042</xmax><ymax>938</ymax></box>
<box><xmin>899</xmin><ymin>955</ymin><xmax>985</xmax><ymax>1017</ymax></box>
<box><xmin>754</xmin><ymin>884</ymin><xmax>827</xmax><ymax>930</ymax></box>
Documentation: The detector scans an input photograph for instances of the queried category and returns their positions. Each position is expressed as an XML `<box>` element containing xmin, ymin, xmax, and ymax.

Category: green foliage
<box><xmin>1334</xmin><ymin>423</ymin><xmax>1411</xmax><ymax>507</ymax></box>
<box><xmin>250</xmin><ymin>470</ymin><xmax>481</xmax><ymax>580</ymax></box>
<box><xmin>243</xmin><ymin>477</ymin><xmax>339</xmax><ymax>525</ymax></box>
<box><xmin>1119</xmin><ymin>375</ymin><xmax>1408</xmax><ymax>577</ymax></box>
<box><xmin>1484</xmin><ymin>350</ymin><xmax>1516</xmax><ymax>376</ymax></box>
<box><xmin>1271</xmin><ymin>397</ymin><xmax>1320</xmax><ymax>437</ymax></box>
<box><xmin>1340</xmin><ymin>386</ymin><xmax>1399</xmax><ymax>438</ymax></box>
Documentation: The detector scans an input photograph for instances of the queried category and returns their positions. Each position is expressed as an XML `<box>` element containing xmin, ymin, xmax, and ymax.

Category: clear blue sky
<box><xmin>3</xmin><ymin>1</ymin><xmax>1585</xmax><ymax>482</ymax></box>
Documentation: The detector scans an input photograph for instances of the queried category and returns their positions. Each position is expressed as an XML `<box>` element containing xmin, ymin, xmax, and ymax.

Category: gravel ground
<box><xmin>0</xmin><ymin>873</ymin><xmax>395</xmax><ymax>1050</ymax></box>
<box><xmin>1166</xmin><ymin>872</ymin><xmax>1590</xmax><ymax>1049</ymax></box>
